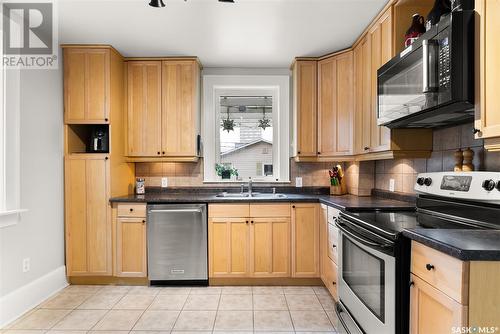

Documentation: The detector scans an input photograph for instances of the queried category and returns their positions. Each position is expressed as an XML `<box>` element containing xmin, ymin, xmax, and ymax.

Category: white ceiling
<box><xmin>58</xmin><ymin>0</ymin><xmax>388</xmax><ymax>68</ymax></box>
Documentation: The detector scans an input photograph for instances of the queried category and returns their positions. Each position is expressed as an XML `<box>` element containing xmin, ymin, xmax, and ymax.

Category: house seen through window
<box><xmin>217</xmin><ymin>96</ymin><xmax>273</xmax><ymax>181</ymax></box>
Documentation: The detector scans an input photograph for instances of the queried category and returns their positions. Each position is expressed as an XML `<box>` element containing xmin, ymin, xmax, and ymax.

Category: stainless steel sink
<box><xmin>215</xmin><ymin>192</ymin><xmax>287</xmax><ymax>199</ymax></box>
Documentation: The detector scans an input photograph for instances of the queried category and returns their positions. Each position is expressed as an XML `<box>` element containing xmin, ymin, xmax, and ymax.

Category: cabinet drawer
<box><xmin>209</xmin><ymin>204</ymin><xmax>250</xmax><ymax>218</ymax></box>
<box><xmin>327</xmin><ymin>222</ymin><xmax>339</xmax><ymax>264</ymax></box>
<box><xmin>250</xmin><ymin>203</ymin><xmax>290</xmax><ymax>217</ymax></box>
<box><xmin>117</xmin><ymin>203</ymin><xmax>147</xmax><ymax>218</ymax></box>
<box><xmin>411</xmin><ymin>241</ymin><xmax>469</xmax><ymax>304</ymax></box>
<box><xmin>323</xmin><ymin>257</ymin><xmax>338</xmax><ymax>301</ymax></box>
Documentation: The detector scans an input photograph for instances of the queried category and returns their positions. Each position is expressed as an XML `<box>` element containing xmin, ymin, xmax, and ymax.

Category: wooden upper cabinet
<box><xmin>369</xmin><ymin>7</ymin><xmax>393</xmax><ymax>152</ymax></box>
<box><xmin>475</xmin><ymin>0</ymin><xmax>500</xmax><ymax>150</ymax></box>
<box><xmin>291</xmin><ymin>203</ymin><xmax>320</xmax><ymax>278</ymax></box>
<box><xmin>126</xmin><ymin>61</ymin><xmax>162</xmax><ymax>157</ymax></box>
<box><xmin>64</xmin><ymin>48</ymin><xmax>110</xmax><ymax>123</ymax></box>
<box><xmin>161</xmin><ymin>60</ymin><xmax>200</xmax><ymax>157</ymax></box>
<box><xmin>318</xmin><ymin>51</ymin><xmax>354</xmax><ymax>157</ymax></box>
<box><xmin>65</xmin><ymin>155</ymin><xmax>111</xmax><ymax>276</ymax></box>
<box><xmin>293</xmin><ymin>60</ymin><xmax>318</xmax><ymax>157</ymax></box>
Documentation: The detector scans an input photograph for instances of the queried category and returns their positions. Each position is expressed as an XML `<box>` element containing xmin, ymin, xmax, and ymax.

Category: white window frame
<box><xmin>202</xmin><ymin>75</ymin><xmax>290</xmax><ymax>183</ymax></box>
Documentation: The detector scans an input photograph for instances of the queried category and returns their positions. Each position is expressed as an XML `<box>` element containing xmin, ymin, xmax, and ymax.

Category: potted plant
<box><xmin>215</xmin><ymin>163</ymin><xmax>239</xmax><ymax>180</ymax></box>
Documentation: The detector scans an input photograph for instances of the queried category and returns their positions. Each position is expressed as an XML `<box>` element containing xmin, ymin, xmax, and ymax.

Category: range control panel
<box><xmin>415</xmin><ymin>172</ymin><xmax>500</xmax><ymax>203</ymax></box>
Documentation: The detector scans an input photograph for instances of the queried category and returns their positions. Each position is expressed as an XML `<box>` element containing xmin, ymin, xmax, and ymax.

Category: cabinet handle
<box><xmin>425</xmin><ymin>263</ymin><xmax>435</xmax><ymax>271</ymax></box>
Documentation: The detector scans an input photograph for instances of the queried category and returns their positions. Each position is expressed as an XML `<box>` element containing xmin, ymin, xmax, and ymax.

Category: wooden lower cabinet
<box><xmin>291</xmin><ymin>203</ymin><xmax>320</xmax><ymax>277</ymax></box>
<box><xmin>250</xmin><ymin>218</ymin><xmax>290</xmax><ymax>277</ymax></box>
<box><xmin>209</xmin><ymin>218</ymin><xmax>250</xmax><ymax>277</ymax></box>
<box><xmin>410</xmin><ymin>274</ymin><xmax>467</xmax><ymax>334</ymax></box>
<box><xmin>65</xmin><ymin>155</ymin><xmax>111</xmax><ymax>276</ymax></box>
<box><xmin>115</xmin><ymin>217</ymin><xmax>147</xmax><ymax>277</ymax></box>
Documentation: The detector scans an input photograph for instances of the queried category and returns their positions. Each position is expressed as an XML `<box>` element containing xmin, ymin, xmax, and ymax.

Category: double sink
<box><xmin>215</xmin><ymin>192</ymin><xmax>287</xmax><ymax>199</ymax></box>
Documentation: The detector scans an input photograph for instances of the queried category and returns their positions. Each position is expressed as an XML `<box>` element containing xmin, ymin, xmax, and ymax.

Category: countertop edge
<box><xmin>402</xmin><ymin>229</ymin><xmax>500</xmax><ymax>261</ymax></box>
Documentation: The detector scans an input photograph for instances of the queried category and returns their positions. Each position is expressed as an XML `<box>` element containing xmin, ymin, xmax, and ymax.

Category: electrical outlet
<box><xmin>389</xmin><ymin>178</ymin><xmax>395</xmax><ymax>192</ymax></box>
<box><xmin>161</xmin><ymin>177</ymin><xmax>168</xmax><ymax>188</ymax></box>
<box><xmin>295</xmin><ymin>177</ymin><xmax>303</xmax><ymax>187</ymax></box>
<box><xmin>22</xmin><ymin>258</ymin><xmax>30</xmax><ymax>273</ymax></box>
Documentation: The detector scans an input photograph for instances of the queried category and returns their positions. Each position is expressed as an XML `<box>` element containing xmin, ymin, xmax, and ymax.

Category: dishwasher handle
<box><xmin>149</xmin><ymin>209</ymin><xmax>202</xmax><ymax>213</ymax></box>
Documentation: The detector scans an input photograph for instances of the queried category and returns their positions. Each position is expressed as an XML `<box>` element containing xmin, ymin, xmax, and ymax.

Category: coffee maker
<box><xmin>88</xmin><ymin>125</ymin><xmax>109</xmax><ymax>153</ymax></box>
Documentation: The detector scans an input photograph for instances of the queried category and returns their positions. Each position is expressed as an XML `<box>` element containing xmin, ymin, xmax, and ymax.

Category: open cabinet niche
<box><xmin>66</xmin><ymin>124</ymin><xmax>110</xmax><ymax>154</ymax></box>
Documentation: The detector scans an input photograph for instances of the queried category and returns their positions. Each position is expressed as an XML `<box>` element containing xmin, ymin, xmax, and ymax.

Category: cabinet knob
<box><xmin>142</xmin><ymin>220</ymin><xmax>145</xmax><ymax>223</ymax></box>
<box><xmin>157</xmin><ymin>152</ymin><xmax>161</xmax><ymax>155</ymax></box>
<box><xmin>425</xmin><ymin>263</ymin><xmax>435</xmax><ymax>271</ymax></box>
<box><xmin>292</xmin><ymin>205</ymin><xmax>296</xmax><ymax>209</ymax></box>
<box><xmin>297</xmin><ymin>151</ymin><xmax>301</xmax><ymax>155</ymax></box>
<box><xmin>105</xmin><ymin>118</ymin><xmax>109</xmax><ymax>122</ymax></box>
<box><xmin>332</xmin><ymin>244</ymin><xmax>336</xmax><ymax>249</ymax></box>
<box><xmin>409</xmin><ymin>281</ymin><xmax>415</xmax><ymax>287</ymax></box>
<box><xmin>130</xmin><ymin>208</ymin><xmax>134</xmax><ymax>212</ymax></box>
<box><xmin>251</xmin><ymin>220</ymin><xmax>254</xmax><ymax>224</ymax></box>
<box><xmin>162</xmin><ymin>151</ymin><xmax>166</xmax><ymax>155</ymax></box>
<box><xmin>105</xmin><ymin>156</ymin><xmax>109</xmax><ymax>160</ymax></box>
<box><xmin>473</xmin><ymin>128</ymin><xmax>481</xmax><ymax>135</ymax></box>
<box><xmin>364</xmin><ymin>146</ymin><xmax>370</xmax><ymax>151</ymax></box>
<box><xmin>246</xmin><ymin>221</ymin><xmax>249</xmax><ymax>224</ymax></box>
<box><xmin>332</xmin><ymin>281</ymin><xmax>336</xmax><ymax>285</ymax></box>
<box><xmin>317</xmin><ymin>152</ymin><xmax>321</xmax><ymax>155</ymax></box>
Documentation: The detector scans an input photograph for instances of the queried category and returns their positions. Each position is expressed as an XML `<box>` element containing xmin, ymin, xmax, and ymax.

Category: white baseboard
<box><xmin>0</xmin><ymin>265</ymin><xmax>68</xmax><ymax>328</ymax></box>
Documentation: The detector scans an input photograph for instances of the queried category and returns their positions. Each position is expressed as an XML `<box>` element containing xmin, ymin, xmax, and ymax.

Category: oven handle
<box><xmin>336</xmin><ymin>219</ymin><xmax>393</xmax><ymax>251</ymax></box>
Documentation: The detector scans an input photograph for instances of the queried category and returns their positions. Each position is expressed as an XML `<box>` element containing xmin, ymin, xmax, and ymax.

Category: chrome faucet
<box><xmin>248</xmin><ymin>179</ymin><xmax>253</xmax><ymax>197</ymax></box>
<box><xmin>240</xmin><ymin>183</ymin><xmax>245</xmax><ymax>194</ymax></box>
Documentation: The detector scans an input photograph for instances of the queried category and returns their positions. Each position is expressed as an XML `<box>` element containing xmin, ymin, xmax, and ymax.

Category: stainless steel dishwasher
<box><xmin>147</xmin><ymin>204</ymin><xmax>207</xmax><ymax>285</ymax></box>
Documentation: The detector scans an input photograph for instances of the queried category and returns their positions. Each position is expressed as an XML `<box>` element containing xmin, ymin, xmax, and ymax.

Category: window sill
<box><xmin>0</xmin><ymin>209</ymin><xmax>28</xmax><ymax>228</ymax></box>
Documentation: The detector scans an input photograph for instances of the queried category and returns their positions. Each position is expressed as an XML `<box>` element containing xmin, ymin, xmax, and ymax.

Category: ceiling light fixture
<box><xmin>149</xmin><ymin>0</ymin><xmax>234</xmax><ymax>7</ymax></box>
<box><xmin>149</xmin><ymin>0</ymin><xmax>165</xmax><ymax>7</ymax></box>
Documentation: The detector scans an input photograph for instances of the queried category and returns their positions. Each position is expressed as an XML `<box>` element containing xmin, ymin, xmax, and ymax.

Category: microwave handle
<box><xmin>422</xmin><ymin>39</ymin><xmax>438</xmax><ymax>93</ymax></box>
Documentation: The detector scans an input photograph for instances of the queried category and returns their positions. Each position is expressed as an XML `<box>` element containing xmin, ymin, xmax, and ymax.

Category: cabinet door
<box><xmin>475</xmin><ymin>0</ymin><xmax>500</xmax><ymax>139</ymax></box>
<box><xmin>369</xmin><ymin>9</ymin><xmax>393</xmax><ymax>152</ymax></box>
<box><xmin>208</xmin><ymin>218</ymin><xmax>249</xmax><ymax>277</ymax></box>
<box><xmin>410</xmin><ymin>274</ymin><xmax>468</xmax><ymax>334</ymax></box>
<box><xmin>65</xmin><ymin>156</ymin><xmax>111</xmax><ymax>276</ymax></box>
<box><xmin>319</xmin><ymin>204</ymin><xmax>328</xmax><ymax>283</ymax></box>
<box><xmin>161</xmin><ymin>60</ymin><xmax>200</xmax><ymax>157</ymax></box>
<box><xmin>361</xmin><ymin>37</ymin><xmax>372</xmax><ymax>153</ymax></box>
<box><xmin>353</xmin><ymin>44</ymin><xmax>364</xmax><ymax>154</ymax></box>
<box><xmin>291</xmin><ymin>203</ymin><xmax>319</xmax><ymax>277</ymax></box>
<box><xmin>126</xmin><ymin>61</ymin><xmax>162</xmax><ymax>157</ymax></box>
<box><xmin>64</xmin><ymin>48</ymin><xmax>109</xmax><ymax>123</ymax></box>
<box><xmin>318</xmin><ymin>54</ymin><xmax>353</xmax><ymax>157</ymax></box>
<box><xmin>116</xmin><ymin>218</ymin><xmax>147</xmax><ymax>277</ymax></box>
<box><xmin>250</xmin><ymin>218</ymin><xmax>290</xmax><ymax>277</ymax></box>
<box><xmin>293</xmin><ymin>60</ymin><xmax>318</xmax><ymax>157</ymax></box>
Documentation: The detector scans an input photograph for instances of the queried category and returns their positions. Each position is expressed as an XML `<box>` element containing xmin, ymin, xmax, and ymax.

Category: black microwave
<box><xmin>377</xmin><ymin>10</ymin><xmax>474</xmax><ymax>128</ymax></box>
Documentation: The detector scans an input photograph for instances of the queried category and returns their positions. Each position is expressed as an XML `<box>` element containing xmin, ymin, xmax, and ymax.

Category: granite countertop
<box><xmin>109</xmin><ymin>192</ymin><xmax>416</xmax><ymax>211</ymax></box>
<box><xmin>403</xmin><ymin>229</ymin><xmax>500</xmax><ymax>261</ymax></box>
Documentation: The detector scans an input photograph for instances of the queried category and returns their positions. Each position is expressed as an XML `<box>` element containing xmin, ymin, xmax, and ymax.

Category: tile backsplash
<box><xmin>136</xmin><ymin>159</ymin><xmax>336</xmax><ymax>188</ymax></box>
<box><xmin>135</xmin><ymin>123</ymin><xmax>500</xmax><ymax>194</ymax></box>
<box><xmin>374</xmin><ymin>123</ymin><xmax>500</xmax><ymax>194</ymax></box>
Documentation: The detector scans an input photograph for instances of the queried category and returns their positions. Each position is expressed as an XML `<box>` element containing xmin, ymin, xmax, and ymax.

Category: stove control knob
<box><xmin>496</xmin><ymin>181</ymin><xmax>500</xmax><ymax>191</ymax></box>
<box><xmin>424</xmin><ymin>177</ymin><xmax>432</xmax><ymax>186</ymax></box>
<box><xmin>416</xmin><ymin>177</ymin><xmax>425</xmax><ymax>186</ymax></box>
<box><xmin>482</xmin><ymin>179</ymin><xmax>496</xmax><ymax>191</ymax></box>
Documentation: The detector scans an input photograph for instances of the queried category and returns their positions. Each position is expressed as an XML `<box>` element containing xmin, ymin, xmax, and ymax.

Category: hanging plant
<box><xmin>258</xmin><ymin>107</ymin><xmax>271</xmax><ymax>130</ymax></box>
<box><xmin>221</xmin><ymin>106</ymin><xmax>235</xmax><ymax>132</ymax></box>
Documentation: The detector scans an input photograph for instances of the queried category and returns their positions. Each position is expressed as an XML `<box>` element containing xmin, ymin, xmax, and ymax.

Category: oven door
<box><xmin>337</xmin><ymin>219</ymin><xmax>396</xmax><ymax>334</ymax></box>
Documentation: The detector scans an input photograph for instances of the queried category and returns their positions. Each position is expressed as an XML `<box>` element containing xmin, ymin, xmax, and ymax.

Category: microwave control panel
<box><xmin>438</xmin><ymin>36</ymin><xmax>451</xmax><ymax>89</ymax></box>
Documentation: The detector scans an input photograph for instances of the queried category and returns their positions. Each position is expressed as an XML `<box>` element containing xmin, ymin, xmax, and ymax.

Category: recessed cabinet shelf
<box><xmin>66</xmin><ymin>124</ymin><xmax>109</xmax><ymax>154</ymax></box>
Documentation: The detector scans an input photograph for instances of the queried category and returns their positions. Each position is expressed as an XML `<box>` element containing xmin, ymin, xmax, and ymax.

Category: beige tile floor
<box><xmin>2</xmin><ymin>285</ymin><xmax>339</xmax><ymax>334</ymax></box>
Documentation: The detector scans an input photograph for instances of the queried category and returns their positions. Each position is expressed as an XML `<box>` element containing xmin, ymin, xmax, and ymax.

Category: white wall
<box><xmin>0</xmin><ymin>65</ymin><xmax>66</xmax><ymax>326</ymax></box>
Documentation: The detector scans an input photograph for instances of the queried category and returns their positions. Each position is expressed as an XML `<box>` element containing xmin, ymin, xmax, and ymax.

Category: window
<box><xmin>203</xmin><ymin>75</ymin><xmax>290</xmax><ymax>183</ymax></box>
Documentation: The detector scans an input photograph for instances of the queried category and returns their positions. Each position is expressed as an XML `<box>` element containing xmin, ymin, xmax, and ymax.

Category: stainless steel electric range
<box><xmin>335</xmin><ymin>172</ymin><xmax>500</xmax><ymax>334</ymax></box>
